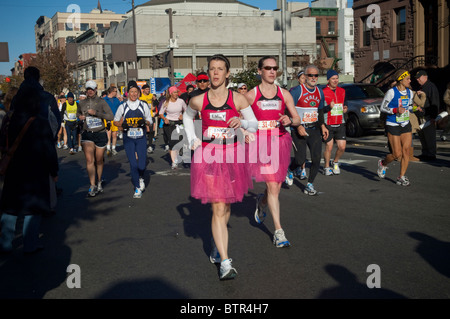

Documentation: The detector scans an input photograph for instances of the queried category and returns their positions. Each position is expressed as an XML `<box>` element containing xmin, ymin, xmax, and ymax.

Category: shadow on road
<box><xmin>408</xmin><ymin>231</ymin><xmax>450</xmax><ymax>278</ymax></box>
<box><xmin>317</xmin><ymin>264</ymin><xmax>406</xmax><ymax>299</ymax></box>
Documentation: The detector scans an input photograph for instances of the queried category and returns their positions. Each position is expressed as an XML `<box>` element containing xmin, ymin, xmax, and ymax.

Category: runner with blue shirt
<box><xmin>114</xmin><ymin>81</ymin><xmax>153</xmax><ymax>198</ymax></box>
<box><xmin>377</xmin><ymin>69</ymin><xmax>414</xmax><ymax>186</ymax></box>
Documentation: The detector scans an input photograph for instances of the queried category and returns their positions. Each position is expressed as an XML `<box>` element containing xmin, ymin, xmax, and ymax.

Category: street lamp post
<box><xmin>281</xmin><ymin>0</ymin><xmax>288</xmax><ymax>88</ymax></box>
<box><xmin>166</xmin><ymin>8</ymin><xmax>175</xmax><ymax>85</ymax></box>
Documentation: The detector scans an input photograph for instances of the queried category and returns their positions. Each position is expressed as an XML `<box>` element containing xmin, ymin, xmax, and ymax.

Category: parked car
<box><xmin>318</xmin><ymin>83</ymin><xmax>385</xmax><ymax>137</ymax></box>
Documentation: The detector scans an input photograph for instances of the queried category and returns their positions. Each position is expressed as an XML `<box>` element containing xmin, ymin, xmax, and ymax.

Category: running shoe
<box><xmin>69</xmin><ymin>148</ymin><xmax>75</xmax><ymax>155</ymax></box>
<box><xmin>396</xmin><ymin>176</ymin><xmax>410</xmax><ymax>186</ymax></box>
<box><xmin>111</xmin><ymin>149</ymin><xmax>118</xmax><ymax>156</ymax></box>
<box><xmin>139</xmin><ymin>177</ymin><xmax>145</xmax><ymax>192</ymax></box>
<box><xmin>285</xmin><ymin>169</ymin><xmax>294</xmax><ymax>185</ymax></box>
<box><xmin>165</xmin><ymin>145</ymin><xmax>170</xmax><ymax>152</ymax></box>
<box><xmin>324</xmin><ymin>167</ymin><xmax>333</xmax><ymax>176</ymax></box>
<box><xmin>273</xmin><ymin>229</ymin><xmax>291</xmax><ymax>248</ymax></box>
<box><xmin>171</xmin><ymin>162</ymin><xmax>178</xmax><ymax>170</ymax></box>
<box><xmin>147</xmin><ymin>146</ymin><xmax>154</xmax><ymax>154</ymax></box>
<box><xmin>298</xmin><ymin>168</ymin><xmax>307</xmax><ymax>180</ymax></box>
<box><xmin>87</xmin><ymin>185</ymin><xmax>97</xmax><ymax>197</ymax></box>
<box><xmin>63</xmin><ymin>144</ymin><xmax>68</xmax><ymax>150</ymax></box>
<box><xmin>78</xmin><ymin>146</ymin><xmax>83</xmax><ymax>152</ymax></box>
<box><xmin>57</xmin><ymin>141</ymin><xmax>62</xmax><ymax>149</ymax></box>
<box><xmin>219</xmin><ymin>258</ymin><xmax>237</xmax><ymax>280</ymax></box>
<box><xmin>332</xmin><ymin>161</ymin><xmax>341</xmax><ymax>175</ymax></box>
<box><xmin>254</xmin><ymin>193</ymin><xmax>267</xmax><ymax>224</ymax></box>
<box><xmin>209</xmin><ymin>238</ymin><xmax>220</xmax><ymax>264</ymax></box>
<box><xmin>377</xmin><ymin>159</ymin><xmax>387</xmax><ymax>179</ymax></box>
<box><xmin>304</xmin><ymin>182</ymin><xmax>317</xmax><ymax>196</ymax></box>
<box><xmin>133</xmin><ymin>187</ymin><xmax>142</xmax><ymax>199</ymax></box>
<box><xmin>97</xmin><ymin>181</ymin><xmax>103</xmax><ymax>193</ymax></box>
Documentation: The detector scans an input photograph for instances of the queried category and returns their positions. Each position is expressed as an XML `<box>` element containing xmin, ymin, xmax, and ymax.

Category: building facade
<box><xmin>103</xmin><ymin>0</ymin><xmax>317</xmax><ymax>88</ymax></box>
<box><xmin>353</xmin><ymin>0</ymin><xmax>449</xmax><ymax>85</ymax></box>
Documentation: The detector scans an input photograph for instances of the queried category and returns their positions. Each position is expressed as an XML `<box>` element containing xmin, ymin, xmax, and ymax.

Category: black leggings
<box><xmin>289</xmin><ymin>127</ymin><xmax>322</xmax><ymax>183</ymax></box>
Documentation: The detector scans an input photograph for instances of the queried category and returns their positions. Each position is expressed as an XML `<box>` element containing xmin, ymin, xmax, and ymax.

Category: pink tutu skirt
<box><xmin>190</xmin><ymin>142</ymin><xmax>253</xmax><ymax>204</ymax></box>
<box><xmin>247</xmin><ymin>130</ymin><xmax>292</xmax><ymax>183</ymax></box>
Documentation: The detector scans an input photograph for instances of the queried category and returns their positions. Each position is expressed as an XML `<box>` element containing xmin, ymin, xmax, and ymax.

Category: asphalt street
<box><xmin>0</xmin><ymin>130</ymin><xmax>449</xmax><ymax>307</ymax></box>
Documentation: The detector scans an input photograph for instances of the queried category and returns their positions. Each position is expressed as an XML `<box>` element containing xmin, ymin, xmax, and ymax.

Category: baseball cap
<box><xmin>85</xmin><ymin>80</ymin><xmax>97</xmax><ymax>90</ymax></box>
<box><xmin>237</xmin><ymin>83</ymin><xmax>247</xmax><ymax>89</ymax></box>
<box><xmin>197</xmin><ymin>72</ymin><xmax>209</xmax><ymax>81</ymax></box>
<box><xmin>327</xmin><ymin>69</ymin><xmax>339</xmax><ymax>80</ymax></box>
<box><xmin>415</xmin><ymin>70</ymin><xmax>427</xmax><ymax>79</ymax></box>
<box><xmin>67</xmin><ymin>92</ymin><xmax>74</xmax><ymax>99</ymax></box>
<box><xmin>127</xmin><ymin>80</ymin><xmax>139</xmax><ymax>92</ymax></box>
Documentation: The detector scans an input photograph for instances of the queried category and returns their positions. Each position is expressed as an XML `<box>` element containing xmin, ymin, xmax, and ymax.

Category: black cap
<box><xmin>415</xmin><ymin>70</ymin><xmax>427</xmax><ymax>79</ymax></box>
<box><xmin>127</xmin><ymin>80</ymin><xmax>139</xmax><ymax>92</ymax></box>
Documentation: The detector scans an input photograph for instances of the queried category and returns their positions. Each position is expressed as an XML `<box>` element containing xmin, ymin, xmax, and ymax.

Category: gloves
<box><xmin>122</xmin><ymin>121</ymin><xmax>129</xmax><ymax>131</ymax></box>
<box><xmin>137</xmin><ymin>118</ymin><xmax>146</xmax><ymax>127</ymax></box>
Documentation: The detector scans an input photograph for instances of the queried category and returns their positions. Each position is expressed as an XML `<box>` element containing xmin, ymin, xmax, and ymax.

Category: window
<box><xmin>80</xmin><ymin>23</ymin><xmax>89</xmax><ymax>31</ymax></box>
<box><xmin>65</xmin><ymin>23</ymin><xmax>73</xmax><ymax>31</ymax></box>
<box><xmin>316</xmin><ymin>44</ymin><xmax>322</xmax><ymax>57</ymax></box>
<box><xmin>96</xmin><ymin>23</ymin><xmax>103</xmax><ymax>29</ymax></box>
<box><xmin>316</xmin><ymin>21</ymin><xmax>321</xmax><ymax>35</ymax></box>
<box><xmin>328</xmin><ymin>43</ymin><xmax>336</xmax><ymax>58</ymax></box>
<box><xmin>174</xmin><ymin>56</ymin><xmax>192</xmax><ymax>69</ymax></box>
<box><xmin>362</xmin><ymin>16</ymin><xmax>371</xmax><ymax>46</ymax></box>
<box><xmin>349</xmin><ymin>23</ymin><xmax>354</xmax><ymax>36</ymax></box>
<box><xmin>396</xmin><ymin>7</ymin><xmax>406</xmax><ymax>41</ymax></box>
<box><xmin>328</xmin><ymin>21</ymin><xmax>335</xmax><ymax>35</ymax></box>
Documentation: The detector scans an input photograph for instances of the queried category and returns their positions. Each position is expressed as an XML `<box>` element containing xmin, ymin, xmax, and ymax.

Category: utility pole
<box><xmin>281</xmin><ymin>0</ymin><xmax>287</xmax><ymax>88</ymax></box>
<box><xmin>166</xmin><ymin>8</ymin><xmax>175</xmax><ymax>85</ymax></box>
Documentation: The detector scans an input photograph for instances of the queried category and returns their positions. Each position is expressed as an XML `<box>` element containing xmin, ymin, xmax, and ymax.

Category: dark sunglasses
<box><xmin>197</xmin><ymin>79</ymin><xmax>209</xmax><ymax>83</ymax></box>
<box><xmin>306</xmin><ymin>74</ymin><xmax>319</xmax><ymax>78</ymax></box>
<box><xmin>238</xmin><ymin>87</ymin><xmax>247</xmax><ymax>90</ymax></box>
<box><xmin>262</xmin><ymin>66</ymin><xmax>279</xmax><ymax>71</ymax></box>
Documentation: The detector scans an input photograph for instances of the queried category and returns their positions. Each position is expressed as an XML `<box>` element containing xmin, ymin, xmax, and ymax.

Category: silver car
<box><xmin>319</xmin><ymin>83</ymin><xmax>385</xmax><ymax>137</ymax></box>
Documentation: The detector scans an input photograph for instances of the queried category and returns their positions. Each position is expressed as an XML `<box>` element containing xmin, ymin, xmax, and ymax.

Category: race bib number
<box><xmin>331</xmin><ymin>103</ymin><xmax>343</xmax><ymax>116</ymax></box>
<box><xmin>396</xmin><ymin>110</ymin><xmax>410</xmax><ymax>123</ymax></box>
<box><xmin>127</xmin><ymin>128</ymin><xmax>144</xmax><ymax>138</ymax></box>
<box><xmin>206</xmin><ymin>127</ymin><xmax>235</xmax><ymax>139</ymax></box>
<box><xmin>86</xmin><ymin>116</ymin><xmax>103</xmax><ymax>129</ymax></box>
<box><xmin>296</xmin><ymin>107</ymin><xmax>318</xmax><ymax>124</ymax></box>
<box><xmin>258</xmin><ymin>100</ymin><xmax>282</xmax><ymax>111</ymax></box>
<box><xmin>68</xmin><ymin>113</ymin><xmax>77</xmax><ymax>120</ymax></box>
<box><xmin>258</xmin><ymin>120</ymin><xmax>280</xmax><ymax>130</ymax></box>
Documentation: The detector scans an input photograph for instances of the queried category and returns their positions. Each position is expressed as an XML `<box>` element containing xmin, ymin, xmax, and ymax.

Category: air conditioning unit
<box><xmin>328</xmin><ymin>31</ymin><xmax>335</xmax><ymax>35</ymax></box>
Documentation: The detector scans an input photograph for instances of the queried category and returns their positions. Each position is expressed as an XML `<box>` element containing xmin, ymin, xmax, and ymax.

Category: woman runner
<box><xmin>183</xmin><ymin>54</ymin><xmax>258</xmax><ymax>280</ymax></box>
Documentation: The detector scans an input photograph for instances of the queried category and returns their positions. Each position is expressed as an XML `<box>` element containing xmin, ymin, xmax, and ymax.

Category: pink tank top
<box><xmin>251</xmin><ymin>85</ymin><xmax>287</xmax><ymax>135</ymax></box>
<box><xmin>201</xmin><ymin>90</ymin><xmax>239</xmax><ymax>146</ymax></box>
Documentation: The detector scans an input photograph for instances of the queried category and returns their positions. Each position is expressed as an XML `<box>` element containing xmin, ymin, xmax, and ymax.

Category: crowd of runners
<box><xmin>1</xmin><ymin>54</ymin><xmax>443</xmax><ymax>280</ymax></box>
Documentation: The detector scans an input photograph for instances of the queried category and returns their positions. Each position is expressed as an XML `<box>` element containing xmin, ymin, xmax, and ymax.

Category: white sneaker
<box><xmin>299</xmin><ymin>168</ymin><xmax>307</xmax><ymax>180</ymax></box>
<box><xmin>171</xmin><ymin>162</ymin><xmax>178</xmax><ymax>170</ymax></box>
<box><xmin>97</xmin><ymin>180</ymin><xmax>103</xmax><ymax>193</ymax></box>
<box><xmin>57</xmin><ymin>141</ymin><xmax>62</xmax><ymax>149</ymax></box>
<box><xmin>147</xmin><ymin>146</ymin><xmax>153</xmax><ymax>154</ymax></box>
<box><xmin>63</xmin><ymin>144</ymin><xmax>68</xmax><ymax>150</ymax></box>
<box><xmin>165</xmin><ymin>145</ymin><xmax>170</xmax><ymax>152</ymax></box>
<box><xmin>377</xmin><ymin>159</ymin><xmax>387</xmax><ymax>179</ymax></box>
<box><xmin>111</xmin><ymin>148</ymin><xmax>118</xmax><ymax>156</ymax></box>
<box><xmin>78</xmin><ymin>146</ymin><xmax>82</xmax><ymax>152</ymax></box>
<box><xmin>133</xmin><ymin>187</ymin><xmax>142</xmax><ymax>199</ymax></box>
<box><xmin>332</xmin><ymin>161</ymin><xmax>340</xmax><ymax>175</ymax></box>
<box><xmin>324</xmin><ymin>167</ymin><xmax>333</xmax><ymax>176</ymax></box>
<box><xmin>139</xmin><ymin>177</ymin><xmax>145</xmax><ymax>191</ymax></box>
<box><xmin>285</xmin><ymin>169</ymin><xmax>294</xmax><ymax>186</ymax></box>
<box><xmin>273</xmin><ymin>229</ymin><xmax>291</xmax><ymax>248</ymax></box>
<box><xmin>219</xmin><ymin>258</ymin><xmax>237</xmax><ymax>280</ymax></box>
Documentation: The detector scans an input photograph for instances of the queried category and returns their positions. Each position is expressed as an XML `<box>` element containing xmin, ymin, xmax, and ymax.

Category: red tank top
<box><xmin>201</xmin><ymin>90</ymin><xmax>239</xmax><ymax>146</ymax></box>
<box><xmin>295</xmin><ymin>84</ymin><xmax>322</xmax><ymax>125</ymax></box>
<box><xmin>322</xmin><ymin>85</ymin><xmax>345</xmax><ymax>125</ymax></box>
<box><xmin>251</xmin><ymin>85</ymin><xmax>287</xmax><ymax>135</ymax></box>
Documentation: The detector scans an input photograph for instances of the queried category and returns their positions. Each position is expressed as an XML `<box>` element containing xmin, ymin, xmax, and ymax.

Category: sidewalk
<box><xmin>346</xmin><ymin>129</ymin><xmax>450</xmax><ymax>152</ymax></box>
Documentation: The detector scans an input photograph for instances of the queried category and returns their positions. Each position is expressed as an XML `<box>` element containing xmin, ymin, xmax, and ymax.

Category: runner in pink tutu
<box><xmin>245</xmin><ymin>56</ymin><xmax>301</xmax><ymax>248</ymax></box>
<box><xmin>183</xmin><ymin>54</ymin><xmax>258</xmax><ymax>280</ymax></box>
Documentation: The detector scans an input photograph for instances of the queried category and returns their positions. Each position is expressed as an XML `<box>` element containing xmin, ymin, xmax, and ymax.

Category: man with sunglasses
<box><xmin>189</xmin><ymin>72</ymin><xmax>210</xmax><ymax>99</ymax></box>
<box><xmin>288</xmin><ymin>65</ymin><xmax>328</xmax><ymax>195</ymax></box>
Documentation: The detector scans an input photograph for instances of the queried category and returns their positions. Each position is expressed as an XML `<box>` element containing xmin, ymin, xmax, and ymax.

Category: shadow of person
<box><xmin>408</xmin><ymin>231</ymin><xmax>450</xmax><ymax>278</ymax></box>
<box><xmin>176</xmin><ymin>197</ymin><xmax>213</xmax><ymax>259</ymax></box>
<box><xmin>317</xmin><ymin>264</ymin><xmax>406</xmax><ymax>299</ymax></box>
<box><xmin>96</xmin><ymin>278</ymin><xmax>189</xmax><ymax>299</ymax></box>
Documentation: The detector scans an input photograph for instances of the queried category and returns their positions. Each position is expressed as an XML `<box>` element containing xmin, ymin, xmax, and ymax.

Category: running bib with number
<box><xmin>86</xmin><ymin>116</ymin><xmax>103</xmax><ymax>129</ymax></box>
<box><xmin>296</xmin><ymin>107</ymin><xmax>318</xmax><ymax>124</ymax></box>
<box><xmin>127</xmin><ymin>127</ymin><xmax>144</xmax><ymax>138</ymax></box>
<box><xmin>331</xmin><ymin>103</ymin><xmax>343</xmax><ymax>116</ymax></box>
<box><xmin>67</xmin><ymin>113</ymin><xmax>77</xmax><ymax>120</ymax></box>
<box><xmin>258</xmin><ymin>120</ymin><xmax>280</xmax><ymax>130</ymax></box>
<box><xmin>396</xmin><ymin>110</ymin><xmax>410</xmax><ymax>123</ymax></box>
<box><xmin>206</xmin><ymin>127</ymin><xmax>235</xmax><ymax>139</ymax></box>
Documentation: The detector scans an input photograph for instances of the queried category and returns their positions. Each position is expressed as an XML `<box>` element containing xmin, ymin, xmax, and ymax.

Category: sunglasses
<box><xmin>306</xmin><ymin>74</ymin><xmax>319</xmax><ymax>78</ymax></box>
<box><xmin>262</xmin><ymin>66</ymin><xmax>279</xmax><ymax>71</ymax></box>
<box><xmin>197</xmin><ymin>79</ymin><xmax>209</xmax><ymax>83</ymax></box>
<box><xmin>238</xmin><ymin>87</ymin><xmax>247</xmax><ymax>90</ymax></box>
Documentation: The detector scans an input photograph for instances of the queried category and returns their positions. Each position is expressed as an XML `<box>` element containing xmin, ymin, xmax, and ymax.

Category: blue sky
<box><xmin>0</xmin><ymin>0</ymin><xmax>353</xmax><ymax>75</ymax></box>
